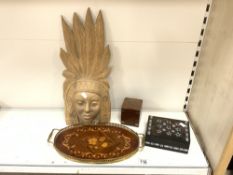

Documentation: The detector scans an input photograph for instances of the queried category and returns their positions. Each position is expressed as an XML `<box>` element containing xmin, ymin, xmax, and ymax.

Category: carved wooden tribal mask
<box><xmin>60</xmin><ymin>8</ymin><xmax>111</xmax><ymax>125</ymax></box>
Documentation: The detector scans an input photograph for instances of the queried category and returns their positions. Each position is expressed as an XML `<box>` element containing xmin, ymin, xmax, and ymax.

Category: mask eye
<box><xmin>76</xmin><ymin>100</ymin><xmax>84</xmax><ymax>106</ymax></box>
<box><xmin>91</xmin><ymin>101</ymin><xmax>99</xmax><ymax>107</ymax></box>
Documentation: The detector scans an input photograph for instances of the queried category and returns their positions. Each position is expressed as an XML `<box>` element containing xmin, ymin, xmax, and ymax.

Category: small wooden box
<box><xmin>121</xmin><ymin>98</ymin><xmax>143</xmax><ymax>127</ymax></box>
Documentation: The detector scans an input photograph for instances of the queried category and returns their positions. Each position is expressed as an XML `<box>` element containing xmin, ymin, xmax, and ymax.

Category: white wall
<box><xmin>0</xmin><ymin>0</ymin><xmax>207</xmax><ymax>110</ymax></box>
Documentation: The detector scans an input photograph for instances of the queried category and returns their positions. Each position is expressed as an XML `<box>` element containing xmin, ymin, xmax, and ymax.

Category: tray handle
<box><xmin>138</xmin><ymin>134</ymin><xmax>145</xmax><ymax>149</ymax></box>
<box><xmin>47</xmin><ymin>128</ymin><xmax>60</xmax><ymax>144</ymax></box>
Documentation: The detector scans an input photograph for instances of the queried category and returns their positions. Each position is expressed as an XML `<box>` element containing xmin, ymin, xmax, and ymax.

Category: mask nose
<box><xmin>84</xmin><ymin>102</ymin><xmax>90</xmax><ymax>112</ymax></box>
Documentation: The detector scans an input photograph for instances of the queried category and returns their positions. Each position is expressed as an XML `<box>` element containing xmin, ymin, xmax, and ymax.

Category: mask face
<box><xmin>72</xmin><ymin>92</ymin><xmax>101</xmax><ymax>125</ymax></box>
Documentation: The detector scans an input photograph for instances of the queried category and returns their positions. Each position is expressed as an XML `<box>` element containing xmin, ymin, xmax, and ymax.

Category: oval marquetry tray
<box><xmin>48</xmin><ymin>123</ymin><xmax>140</xmax><ymax>163</ymax></box>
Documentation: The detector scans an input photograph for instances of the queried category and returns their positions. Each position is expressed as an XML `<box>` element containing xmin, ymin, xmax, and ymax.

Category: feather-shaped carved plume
<box><xmin>60</xmin><ymin>8</ymin><xmax>111</xmax><ymax>85</ymax></box>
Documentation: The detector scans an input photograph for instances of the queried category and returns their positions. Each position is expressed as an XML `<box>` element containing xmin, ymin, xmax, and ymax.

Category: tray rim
<box><xmin>51</xmin><ymin>123</ymin><xmax>140</xmax><ymax>164</ymax></box>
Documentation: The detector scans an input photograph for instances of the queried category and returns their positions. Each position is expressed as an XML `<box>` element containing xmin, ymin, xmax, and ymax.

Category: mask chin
<box><xmin>78</xmin><ymin>116</ymin><xmax>97</xmax><ymax>125</ymax></box>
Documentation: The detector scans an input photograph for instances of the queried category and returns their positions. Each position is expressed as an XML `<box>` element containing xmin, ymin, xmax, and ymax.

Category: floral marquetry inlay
<box><xmin>54</xmin><ymin>124</ymin><xmax>139</xmax><ymax>163</ymax></box>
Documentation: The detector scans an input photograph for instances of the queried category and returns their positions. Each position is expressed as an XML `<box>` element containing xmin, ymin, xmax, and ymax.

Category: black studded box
<box><xmin>145</xmin><ymin>115</ymin><xmax>190</xmax><ymax>153</ymax></box>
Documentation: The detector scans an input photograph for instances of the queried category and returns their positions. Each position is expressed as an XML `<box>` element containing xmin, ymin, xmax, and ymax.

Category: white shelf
<box><xmin>0</xmin><ymin>109</ymin><xmax>209</xmax><ymax>174</ymax></box>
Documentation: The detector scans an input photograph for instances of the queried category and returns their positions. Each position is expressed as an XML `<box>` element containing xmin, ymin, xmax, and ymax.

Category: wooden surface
<box><xmin>0</xmin><ymin>0</ymin><xmax>207</xmax><ymax>110</ymax></box>
<box><xmin>214</xmin><ymin>130</ymin><xmax>233</xmax><ymax>175</ymax></box>
<box><xmin>188</xmin><ymin>0</ymin><xmax>233</xmax><ymax>174</ymax></box>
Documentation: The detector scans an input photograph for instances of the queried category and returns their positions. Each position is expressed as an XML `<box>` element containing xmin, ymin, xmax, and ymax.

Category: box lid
<box><xmin>122</xmin><ymin>98</ymin><xmax>143</xmax><ymax>111</ymax></box>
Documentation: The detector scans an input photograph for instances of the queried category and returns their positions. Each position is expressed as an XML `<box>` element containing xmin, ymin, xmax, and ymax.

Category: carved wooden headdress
<box><xmin>60</xmin><ymin>8</ymin><xmax>111</xmax><ymax>125</ymax></box>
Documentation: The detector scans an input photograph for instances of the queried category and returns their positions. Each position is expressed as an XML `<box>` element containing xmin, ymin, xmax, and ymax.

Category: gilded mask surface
<box><xmin>60</xmin><ymin>9</ymin><xmax>111</xmax><ymax>125</ymax></box>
